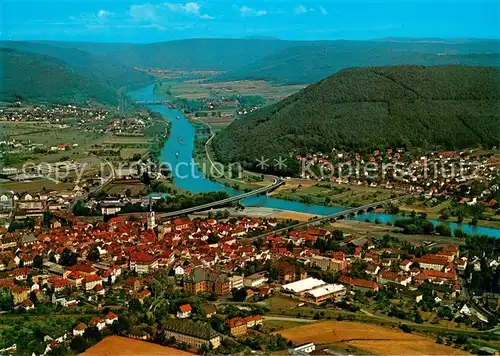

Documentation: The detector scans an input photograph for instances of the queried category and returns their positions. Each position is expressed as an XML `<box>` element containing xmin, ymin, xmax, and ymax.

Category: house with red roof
<box><xmin>49</xmin><ymin>277</ymin><xmax>71</xmax><ymax>292</ymax></box>
<box><xmin>129</xmin><ymin>252</ymin><xmax>158</xmax><ymax>274</ymax></box>
<box><xmin>22</xmin><ymin>298</ymin><xmax>34</xmax><ymax>311</ymax></box>
<box><xmin>88</xmin><ymin>316</ymin><xmax>106</xmax><ymax>331</ymax></box>
<box><xmin>73</xmin><ymin>323</ymin><xmax>87</xmax><ymax>336</ymax></box>
<box><xmin>172</xmin><ymin>218</ymin><xmax>192</xmax><ymax>231</ymax></box>
<box><xmin>338</xmin><ymin>275</ymin><xmax>379</xmax><ymax>292</ymax></box>
<box><xmin>377</xmin><ymin>271</ymin><xmax>411</xmax><ymax>286</ymax></box>
<box><xmin>83</xmin><ymin>274</ymin><xmax>103</xmax><ymax>291</ymax></box>
<box><xmin>177</xmin><ymin>304</ymin><xmax>192</xmax><ymax>319</ymax></box>
<box><xmin>227</xmin><ymin>317</ymin><xmax>248</xmax><ymax>336</ymax></box>
<box><xmin>104</xmin><ymin>312</ymin><xmax>118</xmax><ymax>325</ymax></box>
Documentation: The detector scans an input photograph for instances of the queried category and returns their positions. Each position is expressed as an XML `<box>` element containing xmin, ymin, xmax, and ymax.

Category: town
<box><xmin>0</xmin><ymin>201</ymin><xmax>498</xmax><ymax>355</ymax></box>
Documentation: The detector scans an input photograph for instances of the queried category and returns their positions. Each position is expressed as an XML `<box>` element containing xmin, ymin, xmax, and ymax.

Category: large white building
<box><xmin>302</xmin><ymin>284</ymin><xmax>346</xmax><ymax>304</ymax></box>
<box><xmin>243</xmin><ymin>272</ymin><xmax>267</xmax><ymax>288</ymax></box>
<box><xmin>281</xmin><ymin>277</ymin><xmax>326</xmax><ymax>296</ymax></box>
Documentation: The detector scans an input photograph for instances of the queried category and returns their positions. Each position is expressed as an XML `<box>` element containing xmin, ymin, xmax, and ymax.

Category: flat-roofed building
<box><xmin>301</xmin><ymin>284</ymin><xmax>346</xmax><ymax>304</ymax></box>
<box><xmin>281</xmin><ymin>277</ymin><xmax>326</xmax><ymax>296</ymax></box>
<box><xmin>243</xmin><ymin>272</ymin><xmax>268</xmax><ymax>288</ymax></box>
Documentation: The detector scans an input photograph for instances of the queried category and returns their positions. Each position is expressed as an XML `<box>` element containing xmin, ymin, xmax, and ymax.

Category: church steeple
<box><xmin>147</xmin><ymin>198</ymin><xmax>156</xmax><ymax>230</ymax></box>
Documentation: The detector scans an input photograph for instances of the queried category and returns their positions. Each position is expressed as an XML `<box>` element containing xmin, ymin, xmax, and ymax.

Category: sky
<box><xmin>1</xmin><ymin>0</ymin><xmax>499</xmax><ymax>42</ymax></box>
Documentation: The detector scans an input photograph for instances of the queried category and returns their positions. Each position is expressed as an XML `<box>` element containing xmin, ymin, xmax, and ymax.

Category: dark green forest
<box><xmin>0</xmin><ymin>48</ymin><xmax>120</xmax><ymax>105</ymax></box>
<box><xmin>213</xmin><ymin>65</ymin><xmax>500</xmax><ymax>173</ymax></box>
<box><xmin>0</xmin><ymin>41</ymin><xmax>153</xmax><ymax>89</ymax></box>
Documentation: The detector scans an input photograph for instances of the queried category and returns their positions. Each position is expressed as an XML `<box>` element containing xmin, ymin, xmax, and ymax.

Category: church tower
<box><xmin>147</xmin><ymin>199</ymin><xmax>156</xmax><ymax>230</ymax></box>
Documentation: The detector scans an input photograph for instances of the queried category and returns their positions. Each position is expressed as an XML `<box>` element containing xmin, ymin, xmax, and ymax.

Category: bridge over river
<box><xmin>134</xmin><ymin>100</ymin><xmax>170</xmax><ymax>106</ymax></box>
<box><xmin>155</xmin><ymin>178</ymin><xmax>285</xmax><ymax>218</ymax></box>
<box><xmin>246</xmin><ymin>194</ymin><xmax>412</xmax><ymax>242</ymax></box>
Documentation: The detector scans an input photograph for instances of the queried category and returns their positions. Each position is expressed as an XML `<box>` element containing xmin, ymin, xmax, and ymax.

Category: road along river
<box><xmin>128</xmin><ymin>84</ymin><xmax>500</xmax><ymax>238</ymax></box>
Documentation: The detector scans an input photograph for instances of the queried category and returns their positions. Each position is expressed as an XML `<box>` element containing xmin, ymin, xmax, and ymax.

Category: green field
<box><xmin>273</xmin><ymin>183</ymin><xmax>403</xmax><ymax>208</ymax></box>
<box><xmin>156</xmin><ymin>79</ymin><xmax>305</xmax><ymax>102</ymax></box>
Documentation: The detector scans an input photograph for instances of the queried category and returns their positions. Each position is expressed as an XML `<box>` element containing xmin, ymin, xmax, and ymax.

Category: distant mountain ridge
<box><xmin>211</xmin><ymin>40</ymin><xmax>500</xmax><ymax>84</ymax></box>
<box><xmin>213</xmin><ymin>65</ymin><xmax>500</xmax><ymax>173</ymax></box>
<box><xmin>1</xmin><ymin>38</ymin><xmax>500</xmax><ymax>105</ymax></box>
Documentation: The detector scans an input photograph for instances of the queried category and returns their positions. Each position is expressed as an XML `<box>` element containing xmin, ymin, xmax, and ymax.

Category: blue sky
<box><xmin>1</xmin><ymin>0</ymin><xmax>499</xmax><ymax>42</ymax></box>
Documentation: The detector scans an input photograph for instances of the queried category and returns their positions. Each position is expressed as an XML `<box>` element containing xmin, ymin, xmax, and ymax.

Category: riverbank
<box><xmin>190</xmin><ymin>206</ymin><xmax>320</xmax><ymax>222</ymax></box>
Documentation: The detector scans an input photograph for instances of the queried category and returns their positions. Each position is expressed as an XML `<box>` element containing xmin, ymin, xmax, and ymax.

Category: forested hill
<box><xmin>0</xmin><ymin>41</ymin><xmax>152</xmax><ymax>89</ymax></box>
<box><xmin>0</xmin><ymin>48</ymin><xmax>120</xmax><ymax>106</ymax></box>
<box><xmin>212</xmin><ymin>41</ymin><xmax>500</xmax><ymax>84</ymax></box>
<box><xmin>213</xmin><ymin>65</ymin><xmax>500</xmax><ymax>172</ymax></box>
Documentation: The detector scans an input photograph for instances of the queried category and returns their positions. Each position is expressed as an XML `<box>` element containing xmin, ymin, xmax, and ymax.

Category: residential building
<box><xmin>83</xmin><ymin>274</ymin><xmax>103</xmax><ymax>291</ymax></box>
<box><xmin>129</xmin><ymin>252</ymin><xmax>158</xmax><ymax>274</ymax></box>
<box><xmin>243</xmin><ymin>272</ymin><xmax>268</xmax><ymax>288</ymax></box>
<box><xmin>163</xmin><ymin>319</ymin><xmax>220</xmax><ymax>350</ymax></box>
<box><xmin>177</xmin><ymin>304</ymin><xmax>192</xmax><ymax>319</ymax></box>
<box><xmin>227</xmin><ymin>317</ymin><xmax>248</xmax><ymax>337</ymax></box>
<box><xmin>184</xmin><ymin>267</ymin><xmax>230</xmax><ymax>295</ymax></box>
<box><xmin>73</xmin><ymin>323</ymin><xmax>86</xmax><ymax>336</ymax></box>
<box><xmin>228</xmin><ymin>275</ymin><xmax>244</xmax><ymax>290</ymax></box>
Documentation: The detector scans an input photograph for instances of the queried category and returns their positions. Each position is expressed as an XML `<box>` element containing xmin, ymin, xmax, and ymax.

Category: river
<box><xmin>129</xmin><ymin>84</ymin><xmax>500</xmax><ymax>238</ymax></box>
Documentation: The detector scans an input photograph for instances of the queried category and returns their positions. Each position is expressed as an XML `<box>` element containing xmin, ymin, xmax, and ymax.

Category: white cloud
<box><xmin>165</xmin><ymin>2</ymin><xmax>200</xmax><ymax>15</ymax></box>
<box><xmin>236</xmin><ymin>5</ymin><xmax>268</xmax><ymax>17</ymax></box>
<box><xmin>97</xmin><ymin>9</ymin><xmax>111</xmax><ymax>18</ymax></box>
<box><xmin>200</xmin><ymin>14</ymin><xmax>214</xmax><ymax>19</ymax></box>
<box><xmin>294</xmin><ymin>4</ymin><xmax>315</xmax><ymax>15</ymax></box>
<box><xmin>294</xmin><ymin>4</ymin><xmax>307</xmax><ymax>15</ymax></box>
<box><xmin>319</xmin><ymin>6</ymin><xmax>328</xmax><ymax>15</ymax></box>
<box><xmin>129</xmin><ymin>2</ymin><xmax>212</xmax><ymax>21</ymax></box>
<box><xmin>129</xmin><ymin>3</ymin><xmax>160</xmax><ymax>22</ymax></box>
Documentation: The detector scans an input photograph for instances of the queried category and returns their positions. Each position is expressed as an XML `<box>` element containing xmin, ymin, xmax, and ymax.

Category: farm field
<box><xmin>167</xmin><ymin>80</ymin><xmax>305</xmax><ymax>102</ymax></box>
<box><xmin>103</xmin><ymin>136</ymin><xmax>150</xmax><ymax>146</ymax></box>
<box><xmin>275</xmin><ymin>321</ymin><xmax>468</xmax><ymax>355</ymax></box>
<box><xmin>271</xmin><ymin>210</ymin><xmax>320</xmax><ymax>221</ymax></box>
<box><xmin>0</xmin><ymin>179</ymin><xmax>74</xmax><ymax>193</ymax></box>
<box><xmin>82</xmin><ymin>336</ymin><xmax>195</xmax><ymax>356</ymax></box>
<box><xmin>106</xmin><ymin>182</ymin><xmax>146</xmax><ymax>197</ymax></box>
<box><xmin>272</xmin><ymin>182</ymin><xmax>404</xmax><ymax>207</ymax></box>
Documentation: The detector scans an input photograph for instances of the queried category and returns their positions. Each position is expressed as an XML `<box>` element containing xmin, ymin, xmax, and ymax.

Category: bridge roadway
<box><xmin>135</xmin><ymin>100</ymin><xmax>169</xmax><ymax>105</ymax></box>
<box><xmin>155</xmin><ymin>178</ymin><xmax>285</xmax><ymax>218</ymax></box>
<box><xmin>246</xmin><ymin>194</ymin><xmax>412</xmax><ymax>242</ymax></box>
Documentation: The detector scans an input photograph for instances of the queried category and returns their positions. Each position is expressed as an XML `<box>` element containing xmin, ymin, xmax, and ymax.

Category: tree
<box><xmin>33</xmin><ymin>255</ymin><xmax>43</xmax><ymax>268</ymax></box>
<box><xmin>0</xmin><ymin>288</ymin><xmax>13</xmax><ymax>311</ymax></box>
<box><xmin>399</xmin><ymin>324</ymin><xmax>412</xmax><ymax>333</ymax></box>
<box><xmin>87</xmin><ymin>246</ymin><xmax>100</xmax><ymax>262</ymax></box>
<box><xmin>60</xmin><ymin>248</ymin><xmax>78</xmax><ymax>266</ymax></box>
<box><xmin>83</xmin><ymin>326</ymin><xmax>102</xmax><ymax>343</ymax></box>
<box><xmin>125</xmin><ymin>188</ymin><xmax>132</xmax><ymax>197</ymax></box>
<box><xmin>231</xmin><ymin>287</ymin><xmax>247</xmax><ymax>302</ymax></box>
<box><xmin>199</xmin><ymin>344</ymin><xmax>210</xmax><ymax>354</ymax></box>
<box><xmin>70</xmin><ymin>336</ymin><xmax>89</xmax><ymax>353</ymax></box>
<box><xmin>435</xmin><ymin>224</ymin><xmax>452</xmax><ymax>237</ymax></box>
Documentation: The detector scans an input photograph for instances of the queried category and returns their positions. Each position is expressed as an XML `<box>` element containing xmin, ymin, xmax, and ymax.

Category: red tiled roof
<box><xmin>227</xmin><ymin>317</ymin><xmax>246</xmax><ymax>328</ymax></box>
<box><xmin>83</xmin><ymin>274</ymin><xmax>102</xmax><ymax>283</ymax></box>
<box><xmin>105</xmin><ymin>312</ymin><xmax>118</xmax><ymax>320</ymax></box>
<box><xmin>338</xmin><ymin>275</ymin><xmax>378</xmax><ymax>290</ymax></box>
<box><xmin>179</xmin><ymin>304</ymin><xmax>192</xmax><ymax>313</ymax></box>
<box><xmin>74</xmin><ymin>323</ymin><xmax>87</xmax><ymax>331</ymax></box>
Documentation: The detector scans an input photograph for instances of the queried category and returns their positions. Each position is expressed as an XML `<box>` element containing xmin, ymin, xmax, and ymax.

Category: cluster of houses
<box><xmin>0</xmin><ymin>189</ymin><xmax>87</xmax><ymax>219</ymax></box>
<box><xmin>0</xmin><ymin>205</ymin><xmax>497</xmax><ymax>353</ymax></box>
<box><xmin>294</xmin><ymin>148</ymin><xmax>499</xmax><ymax>203</ymax></box>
